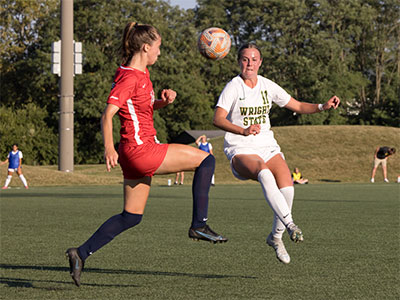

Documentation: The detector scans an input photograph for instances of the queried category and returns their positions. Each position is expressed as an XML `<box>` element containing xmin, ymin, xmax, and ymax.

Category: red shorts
<box><xmin>118</xmin><ymin>141</ymin><xmax>169</xmax><ymax>179</ymax></box>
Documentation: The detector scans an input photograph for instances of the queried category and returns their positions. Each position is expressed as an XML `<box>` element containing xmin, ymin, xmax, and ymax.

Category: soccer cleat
<box><xmin>287</xmin><ymin>224</ymin><xmax>304</xmax><ymax>243</ymax></box>
<box><xmin>65</xmin><ymin>248</ymin><xmax>84</xmax><ymax>287</ymax></box>
<box><xmin>1</xmin><ymin>186</ymin><xmax>8</xmax><ymax>190</ymax></box>
<box><xmin>188</xmin><ymin>225</ymin><xmax>228</xmax><ymax>243</ymax></box>
<box><xmin>384</xmin><ymin>178</ymin><xmax>389</xmax><ymax>183</ymax></box>
<box><xmin>370</xmin><ymin>178</ymin><xmax>375</xmax><ymax>183</ymax></box>
<box><xmin>266</xmin><ymin>233</ymin><xmax>290</xmax><ymax>264</ymax></box>
<box><xmin>25</xmin><ymin>186</ymin><xmax>29</xmax><ymax>189</ymax></box>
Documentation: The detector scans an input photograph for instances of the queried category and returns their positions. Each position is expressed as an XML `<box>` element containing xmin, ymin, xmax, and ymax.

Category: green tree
<box><xmin>1</xmin><ymin>0</ymin><xmax>398</xmax><ymax>165</ymax></box>
<box><xmin>0</xmin><ymin>104</ymin><xmax>58</xmax><ymax>164</ymax></box>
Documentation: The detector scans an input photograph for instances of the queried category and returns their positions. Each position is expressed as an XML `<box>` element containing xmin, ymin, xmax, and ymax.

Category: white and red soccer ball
<box><xmin>198</xmin><ymin>27</ymin><xmax>231</xmax><ymax>60</ymax></box>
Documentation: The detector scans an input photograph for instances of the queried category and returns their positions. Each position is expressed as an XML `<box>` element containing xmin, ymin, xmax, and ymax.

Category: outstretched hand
<box><xmin>323</xmin><ymin>96</ymin><xmax>340</xmax><ymax>110</ymax></box>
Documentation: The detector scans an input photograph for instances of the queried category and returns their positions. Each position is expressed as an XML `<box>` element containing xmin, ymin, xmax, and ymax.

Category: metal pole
<box><xmin>59</xmin><ymin>0</ymin><xmax>74</xmax><ymax>172</ymax></box>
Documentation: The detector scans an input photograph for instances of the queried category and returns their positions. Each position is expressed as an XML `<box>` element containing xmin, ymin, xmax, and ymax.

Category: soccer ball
<box><xmin>198</xmin><ymin>27</ymin><xmax>231</xmax><ymax>60</ymax></box>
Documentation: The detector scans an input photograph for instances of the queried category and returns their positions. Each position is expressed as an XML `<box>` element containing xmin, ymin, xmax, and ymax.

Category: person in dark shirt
<box><xmin>370</xmin><ymin>146</ymin><xmax>396</xmax><ymax>183</ymax></box>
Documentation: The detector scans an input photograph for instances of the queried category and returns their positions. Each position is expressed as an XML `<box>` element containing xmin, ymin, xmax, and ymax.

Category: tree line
<box><xmin>1</xmin><ymin>0</ymin><xmax>399</xmax><ymax>165</ymax></box>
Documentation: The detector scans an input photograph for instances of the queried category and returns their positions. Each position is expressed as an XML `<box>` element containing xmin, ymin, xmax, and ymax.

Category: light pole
<box><xmin>59</xmin><ymin>0</ymin><xmax>74</xmax><ymax>172</ymax></box>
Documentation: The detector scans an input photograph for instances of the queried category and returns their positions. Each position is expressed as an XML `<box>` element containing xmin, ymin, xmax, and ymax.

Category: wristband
<box><xmin>318</xmin><ymin>104</ymin><xmax>324</xmax><ymax>111</ymax></box>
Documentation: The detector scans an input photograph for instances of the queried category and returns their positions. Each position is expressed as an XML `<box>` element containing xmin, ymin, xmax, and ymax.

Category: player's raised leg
<box><xmin>155</xmin><ymin>144</ymin><xmax>228</xmax><ymax>243</ymax></box>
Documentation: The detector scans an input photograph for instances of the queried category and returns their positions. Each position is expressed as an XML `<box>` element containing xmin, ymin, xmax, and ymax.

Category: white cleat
<box><xmin>370</xmin><ymin>178</ymin><xmax>375</xmax><ymax>183</ymax></box>
<box><xmin>384</xmin><ymin>178</ymin><xmax>389</xmax><ymax>183</ymax></box>
<box><xmin>266</xmin><ymin>233</ymin><xmax>291</xmax><ymax>264</ymax></box>
<box><xmin>287</xmin><ymin>224</ymin><xmax>304</xmax><ymax>243</ymax></box>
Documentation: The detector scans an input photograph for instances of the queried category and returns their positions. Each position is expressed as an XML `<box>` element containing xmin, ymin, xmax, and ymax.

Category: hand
<box><xmin>322</xmin><ymin>96</ymin><xmax>340</xmax><ymax>110</ymax></box>
<box><xmin>243</xmin><ymin>124</ymin><xmax>261</xmax><ymax>136</ymax></box>
<box><xmin>161</xmin><ymin>89</ymin><xmax>177</xmax><ymax>104</ymax></box>
<box><xmin>104</xmin><ymin>147</ymin><xmax>119</xmax><ymax>172</ymax></box>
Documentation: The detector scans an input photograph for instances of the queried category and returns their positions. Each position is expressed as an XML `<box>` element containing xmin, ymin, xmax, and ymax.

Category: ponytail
<box><xmin>120</xmin><ymin>22</ymin><xmax>160</xmax><ymax>65</ymax></box>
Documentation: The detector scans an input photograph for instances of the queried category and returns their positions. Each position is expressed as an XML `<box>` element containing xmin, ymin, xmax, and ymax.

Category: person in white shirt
<box><xmin>213</xmin><ymin>43</ymin><xmax>340</xmax><ymax>264</ymax></box>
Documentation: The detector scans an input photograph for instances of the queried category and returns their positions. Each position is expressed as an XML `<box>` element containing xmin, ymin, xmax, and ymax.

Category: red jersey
<box><xmin>107</xmin><ymin>66</ymin><xmax>157</xmax><ymax>145</ymax></box>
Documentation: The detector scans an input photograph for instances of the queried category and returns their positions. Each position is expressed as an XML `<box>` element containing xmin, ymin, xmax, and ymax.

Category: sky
<box><xmin>169</xmin><ymin>0</ymin><xmax>197</xmax><ymax>10</ymax></box>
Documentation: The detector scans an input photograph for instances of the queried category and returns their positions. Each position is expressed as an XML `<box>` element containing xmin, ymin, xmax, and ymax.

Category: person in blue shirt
<box><xmin>1</xmin><ymin>144</ymin><xmax>29</xmax><ymax>189</ymax></box>
<box><xmin>196</xmin><ymin>135</ymin><xmax>215</xmax><ymax>185</ymax></box>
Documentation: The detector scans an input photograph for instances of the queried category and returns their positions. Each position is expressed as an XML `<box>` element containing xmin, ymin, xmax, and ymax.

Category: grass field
<box><xmin>1</xmin><ymin>183</ymin><xmax>399</xmax><ymax>299</ymax></box>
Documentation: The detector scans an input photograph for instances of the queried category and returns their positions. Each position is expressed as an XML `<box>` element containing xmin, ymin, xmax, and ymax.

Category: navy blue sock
<box><xmin>78</xmin><ymin>210</ymin><xmax>142</xmax><ymax>261</ymax></box>
<box><xmin>191</xmin><ymin>155</ymin><xmax>215</xmax><ymax>228</ymax></box>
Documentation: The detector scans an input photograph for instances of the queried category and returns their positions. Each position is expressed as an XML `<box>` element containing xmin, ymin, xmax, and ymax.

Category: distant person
<box><xmin>196</xmin><ymin>135</ymin><xmax>215</xmax><ymax>185</ymax></box>
<box><xmin>65</xmin><ymin>21</ymin><xmax>227</xmax><ymax>287</ymax></box>
<box><xmin>292</xmin><ymin>168</ymin><xmax>308</xmax><ymax>184</ymax></box>
<box><xmin>0</xmin><ymin>144</ymin><xmax>29</xmax><ymax>189</ymax></box>
<box><xmin>213</xmin><ymin>42</ymin><xmax>340</xmax><ymax>264</ymax></box>
<box><xmin>370</xmin><ymin>146</ymin><xmax>396</xmax><ymax>183</ymax></box>
<box><xmin>175</xmin><ymin>171</ymin><xmax>184</xmax><ymax>185</ymax></box>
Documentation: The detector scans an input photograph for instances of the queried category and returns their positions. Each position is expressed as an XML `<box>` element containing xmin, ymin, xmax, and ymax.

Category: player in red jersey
<box><xmin>65</xmin><ymin>22</ymin><xmax>227</xmax><ymax>287</ymax></box>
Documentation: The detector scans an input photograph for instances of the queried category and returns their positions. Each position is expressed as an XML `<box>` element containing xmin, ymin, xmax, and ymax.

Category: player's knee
<box><xmin>121</xmin><ymin>210</ymin><xmax>143</xmax><ymax>228</ymax></box>
<box><xmin>201</xmin><ymin>154</ymin><xmax>215</xmax><ymax>168</ymax></box>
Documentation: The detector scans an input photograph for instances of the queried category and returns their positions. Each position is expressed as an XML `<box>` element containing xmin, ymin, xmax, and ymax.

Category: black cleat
<box><xmin>188</xmin><ymin>225</ymin><xmax>228</xmax><ymax>243</ymax></box>
<box><xmin>65</xmin><ymin>248</ymin><xmax>84</xmax><ymax>287</ymax></box>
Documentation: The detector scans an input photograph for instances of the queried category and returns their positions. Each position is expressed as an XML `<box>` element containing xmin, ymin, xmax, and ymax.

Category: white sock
<box><xmin>272</xmin><ymin>186</ymin><xmax>294</xmax><ymax>239</ymax></box>
<box><xmin>258</xmin><ymin>169</ymin><xmax>293</xmax><ymax>227</ymax></box>
<box><xmin>4</xmin><ymin>175</ymin><xmax>12</xmax><ymax>187</ymax></box>
<box><xmin>211</xmin><ymin>174</ymin><xmax>215</xmax><ymax>185</ymax></box>
<box><xmin>19</xmin><ymin>174</ymin><xmax>28</xmax><ymax>187</ymax></box>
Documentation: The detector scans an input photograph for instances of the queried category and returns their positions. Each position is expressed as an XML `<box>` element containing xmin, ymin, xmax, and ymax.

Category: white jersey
<box><xmin>216</xmin><ymin>75</ymin><xmax>291</xmax><ymax>148</ymax></box>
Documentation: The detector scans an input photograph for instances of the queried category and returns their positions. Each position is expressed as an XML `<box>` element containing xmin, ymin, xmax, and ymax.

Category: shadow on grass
<box><xmin>318</xmin><ymin>179</ymin><xmax>341</xmax><ymax>182</ymax></box>
<box><xmin>0</xmin><ymin>193</ymin><xmax>120</xmax><ymax>199</ymax></box>
<box><xmin>296</xmin><ymin>198</ymin><xmax>365</xmax><ymax>203</ymax></box>
<box><xmin>0</xmin><ymin>264</ymin><xmax>256</xmax><ymax>280</ymax></box>
<box><xmin>0</xmin><ymin>276</ymin><xmax>137</xmax><ymax>289</ymax></box>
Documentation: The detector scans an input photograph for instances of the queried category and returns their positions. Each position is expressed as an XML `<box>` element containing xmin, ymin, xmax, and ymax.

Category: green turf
<box><xmin>1</xmin><ymin>184</ymin><xmax>399</xmax><ymax>299</ymax></box>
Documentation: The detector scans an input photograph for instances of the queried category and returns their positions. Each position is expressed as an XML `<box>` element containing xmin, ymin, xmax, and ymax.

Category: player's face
<box><xmin>12</xmin><ymin>145</ymin><xmax>18</xmax><ymax>151</ymax></box>
<box><xmin>147</xmin><ymin>36</ymin><xmax>161</xmax><ymax>66</ymax></box>
<box><xmin>239</xmin><ymin>48</ymin><xmax>262</xmax><ymax>80</ymax></box>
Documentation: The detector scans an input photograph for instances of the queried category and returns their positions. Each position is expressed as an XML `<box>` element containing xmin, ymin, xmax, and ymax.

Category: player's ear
<box><xmin>143</xmin><ymin>43</ymin><xmax>150</xmax><ymax>53</ymax></box>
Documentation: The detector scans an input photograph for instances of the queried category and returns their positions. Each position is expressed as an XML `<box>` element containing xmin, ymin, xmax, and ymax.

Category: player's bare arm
<box><xmin>213</xmin><ymin>107</ymin><xmax>260</xmax><ymax>136</ymax></box>
<box><xmin>153</xmin><ymin>89</ymin><xmax>176</xmax><ymax>110</ymax></box>
<box><xmin>284</xmin><ymin>96</ymin><xmax>340</xmax><ymax>114</ymax></box>
<box><xmin>101</xmin><ymin>104</ymin><xmax>120</xmax><ymax>171</ymax></box>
